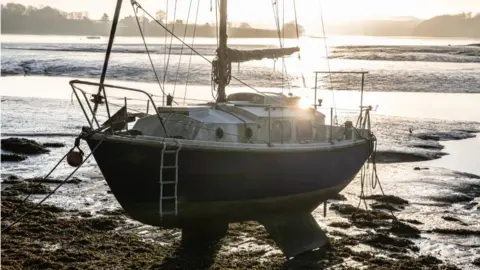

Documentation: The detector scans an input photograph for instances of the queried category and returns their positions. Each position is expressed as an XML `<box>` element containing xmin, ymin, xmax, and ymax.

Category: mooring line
<box><xmin>354</xmin><ymin>132</ymin><xmax>399</xmax><ymax>222</ymax></box>
<box><xmin>11</xmin><ymin>151</ymin><xmax>70</xmax><ymax>216</ymax></box>
<box><xmin>2</xmin><ymin>137</ymin><xmax>105</xmax><ymax>233</ymax></box>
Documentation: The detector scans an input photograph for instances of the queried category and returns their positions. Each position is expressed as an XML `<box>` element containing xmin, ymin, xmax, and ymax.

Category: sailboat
<box><xmin>69</xmin><ymin>0</ymin><xmax>374</xmax><ymax>258</ymax></box>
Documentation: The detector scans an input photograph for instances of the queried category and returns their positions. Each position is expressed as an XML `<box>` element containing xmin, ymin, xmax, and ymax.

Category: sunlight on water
<box><xmin>1</xmin><ymin>35</ymin><xmax>480</xmax><ymax>269</ymax></box>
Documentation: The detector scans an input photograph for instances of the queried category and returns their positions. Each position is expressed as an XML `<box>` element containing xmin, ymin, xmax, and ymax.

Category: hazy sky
<box><xmin>2</xmin><ymin>0</ymin><xmax>480</xmax><ymax>27</ymax></box>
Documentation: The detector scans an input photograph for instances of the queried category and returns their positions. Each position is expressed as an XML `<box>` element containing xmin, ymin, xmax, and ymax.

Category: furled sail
<box><xmin>226</xmin><ymin>47</ymin><xmax>300</xmax><ymax>63</ymax></box>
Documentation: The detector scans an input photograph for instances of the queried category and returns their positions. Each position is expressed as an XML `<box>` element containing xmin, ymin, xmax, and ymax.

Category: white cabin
<box><xmin>132</xmin><ymin>92</ymin><xmax>328</xmax><ymax>144</ymax></box>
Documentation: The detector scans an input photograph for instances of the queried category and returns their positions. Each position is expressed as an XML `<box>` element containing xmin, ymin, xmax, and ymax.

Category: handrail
<box><xmin>69</xmin><ymin>80</ymin><xmax>169</xmax><ymax>137</ymax></box>
<box><xmin>313</xmin><ymin>71</ymin><xmax>370</xmax><ymax>132</ymax></box>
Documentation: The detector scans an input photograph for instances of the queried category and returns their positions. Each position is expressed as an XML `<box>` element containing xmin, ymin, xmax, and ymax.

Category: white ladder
<box><xmin>159</xmin><ymin>142</ymin><xmax>181</xmax><ymax>218</ymax></box>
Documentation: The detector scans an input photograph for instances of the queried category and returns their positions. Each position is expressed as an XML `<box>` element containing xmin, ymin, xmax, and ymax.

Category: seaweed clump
<box><xmin>1</xmin><ymin>137</ymin><xmax>49</xmax><ymax>155</ymax></box>
<box><xmin>0</xmin><ymin>196</ymin><xmax>460</xmax><ymax>269</ymax></box>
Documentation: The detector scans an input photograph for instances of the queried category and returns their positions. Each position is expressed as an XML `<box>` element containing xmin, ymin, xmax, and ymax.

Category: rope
<box><xmin>215</xmin><ymin>0</ymin><xmax>219</xmax><ymax>47</ymax></box>
<box><xmin>162</xmin><ymin>0</ymin><xmax>178</xmax><ymax>87</ymax></box>
<box><xmin>132</xmin><ymin>1</ymin><xmax>288</xmax><ymax>106</ymax></box>
<box><xmin>172</xmin><ymin>0</ymin><xmax>194</xmax><ymax>98</ymax></box>
<box><xmin>131</xmin><ymin>3</ymin><xmax>169</xmax><ymax>103</ymax></box>
<box><xmin>2</xmin><ymin>137</ymin><xmax>105</xmax><ymax>233</ymax></box>
<box><xmin>351</xmin><ymin>131</ymin><xmax>397</xmax><ymax>222</ymax></box>
<box><xmin>292</xmin><ymin>0</ymin><xmax>307</xmax><ymax>88</ymax></box>
<box><xmin>271</xmin><ymin>0</ymin><xmax>291</xmax><ymax>94</ymax></box>
<box><xmin>318</xmin><ymin>0</ymin><xmax>337</xmax><ymax>124</ymax></box>
<box><xmin>183</xmin><ymin>0</ymin><xmax>200</xmax><ymax>105</ymax></box>
<box><xmin>163</xmin><ymin>0</ymin><xmax>169</xmax><ymax>84</ymax></box>
<box><xmin>8</xmin><ymin>151</ymin><xmax>71</xmax><ymax>216</ymax></box>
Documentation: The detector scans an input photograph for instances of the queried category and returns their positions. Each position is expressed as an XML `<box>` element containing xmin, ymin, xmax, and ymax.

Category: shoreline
<box><xmin>2</xmin><ymin>33</ymin><xmax>480</xmax><ymax>41</ymax></box>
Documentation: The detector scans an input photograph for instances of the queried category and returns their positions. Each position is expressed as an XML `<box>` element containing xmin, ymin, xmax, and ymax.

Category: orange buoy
<box><xmin>67</xmin><ymin>151</ymin><xmax>83</xmax><ymax>167</ymax></box>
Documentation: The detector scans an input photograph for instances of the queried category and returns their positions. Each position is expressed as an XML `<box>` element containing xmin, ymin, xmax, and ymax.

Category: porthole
<box><xmin>215</xmin><ymin>127</ymin><xmax>224</xmax><ymax>139</ymax></box>
<box><xmin>245</xmin><ymin>127</ymin><xmax>253</xmax><ymax>139</ymax></box>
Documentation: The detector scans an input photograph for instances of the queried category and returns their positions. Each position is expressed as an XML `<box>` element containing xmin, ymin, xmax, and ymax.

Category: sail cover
<box><xmin>226</xmin><ymin>47</ymin><xmax>300</xmax><ymax>63</ymax></box>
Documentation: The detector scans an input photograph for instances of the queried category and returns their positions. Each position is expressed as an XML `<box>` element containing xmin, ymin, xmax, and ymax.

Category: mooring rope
<box><xmin>8</xmin><ymin>151</ymin><xmax>71</xmax><ymax>217</ymax></box>
<box><xmin>353</xmin><ymin>132</ymin><xmax>398</xmax><ymax>222</ymax></box>
<box><xmin>2</xmin><ymin>136</ymin><xmax>105</xmax><ymax>233</ymax></box>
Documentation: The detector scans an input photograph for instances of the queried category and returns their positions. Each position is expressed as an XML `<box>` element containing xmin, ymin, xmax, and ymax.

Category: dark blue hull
<box><xmin>86</xmin><ymin>136</ymin><xmax>372</xmax><ymax>227</ymax></box>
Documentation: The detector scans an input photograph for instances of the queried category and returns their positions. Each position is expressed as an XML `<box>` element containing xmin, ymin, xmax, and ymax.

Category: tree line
<box><xmin>1</xmin><ymin>3</ymin><xmax>304</xmax><ymax>38</ymax></box>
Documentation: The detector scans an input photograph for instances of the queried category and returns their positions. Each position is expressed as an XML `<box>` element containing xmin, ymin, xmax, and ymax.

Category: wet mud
<box><xmin>1</xmin><ymin>194</ymin><xmax>461</xmax><ymax>269</ymax></box>
<box><xmin>375</xmin><ymin>150</ymin><xmax>447</xmax><ymax>163</ymax></box>
<box><xmin>42</xmin><ymin>142</ymin><xmax>66</xmax><ymax>148</ymax></box>
<box><xmin>412</xmin><ymin>131</ymin><xmax>476</xmax><ymax>141</ymax></box>
<box><xmin>1</xmin><ymin>154</ymin><xmax>27</xmax><ymax>162</ymax></box>
<box><xmin>441</xmin><ymin>216</ymin><xmax>467</xmax><ymax>226</ymax></box>
<box><xmin>429</xmin><ymin>181</ymin><xmax>480</xmax><ymax>204</ymax></box>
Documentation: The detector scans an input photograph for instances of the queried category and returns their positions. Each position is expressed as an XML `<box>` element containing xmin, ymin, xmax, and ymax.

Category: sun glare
<box><xmin>298</xmin><ymin>96</ymin><xmax>312</xmax><ymax>109</ymax></box>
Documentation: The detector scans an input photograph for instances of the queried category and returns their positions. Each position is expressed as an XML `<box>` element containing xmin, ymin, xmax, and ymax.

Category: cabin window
<box><xmin>296</xmin><ymin>119</ymin><xmax>313</xmax><ymax>141</ymax></box>
<box><xmin>245</xmin><ymin>127</ymin><xmax>253</xmax><ymax>139</ymax></box>
<box><xmin>215</xmin><ymin>127</ymin><xmax>224</xmax><ymax>139</ymax></box>
<box><xmin>271</xmin><ymin>120</ymin><xmax>291</xmax><ymax>143</ymax></box>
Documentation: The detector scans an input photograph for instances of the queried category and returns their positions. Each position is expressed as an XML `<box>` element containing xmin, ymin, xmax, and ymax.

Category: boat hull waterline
<box><xmin>85</xmin><ymin>134</ymin><xmax>373</xmax><ymax>228</ymax></box>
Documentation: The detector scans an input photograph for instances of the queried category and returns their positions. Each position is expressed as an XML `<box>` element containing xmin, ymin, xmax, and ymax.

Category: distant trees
<box><xmin>282</xmin><ymin>21</ymin><xmax>304</xmax><ymax>37</ymax></box>
<box><xmin>1</xmin><ymin>3</ymin><xmax>306</xmax><ymax>38</ymax></box>
<box><xmin>239</xmin><ymin>22</ymin><xmax>251</xmax><ymax>29</ymax></box>
<box><xmin>155</xmin><ymin>10</ymin><xmax>166</xmax><ymax>23</ymax></box>
<box><xmin>101</xmin><ymin>13</ymin><xmax>109</xmax><ymax>22</ymax></box>
<box><xmin>413</xmin><ymin>13</ymin><xmax>480</xmax><ymax>38</ymax></box>
<box><xmin>1</xmin><ymin>3</ymin><xmax>96</xmax><ymax>34</ymax></box>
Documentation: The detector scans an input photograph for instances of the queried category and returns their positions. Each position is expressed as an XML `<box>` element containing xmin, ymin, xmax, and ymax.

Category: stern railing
<box><xmin>70</xmin><ymin>80</ymin><xmax>169</xmax><ymax>136</ymax></box>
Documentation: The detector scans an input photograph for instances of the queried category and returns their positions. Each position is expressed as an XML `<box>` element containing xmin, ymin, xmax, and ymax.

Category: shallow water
<box><xmin>428</xmin><ymin>135</ymin><xmax>480</xmax><ymax>176</ymax></box>
<box><xmin>1</xmin><ymin>34</ymin><xmax>480</xmax><ymax>268</ymax></box>
<box><xmin>2</xmin><ymin>35</ymin><xmax>480</xmax><ymax>93</ymax></box>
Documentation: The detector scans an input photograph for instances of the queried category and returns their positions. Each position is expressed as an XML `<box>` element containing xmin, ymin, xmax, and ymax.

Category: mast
<box><xmin>93</xmin><ymin>0</ymin><xmax>123</xmax><ymax>115</ymax></box>
<box><xmin>216</xmin><ymin>0</ymin><xmax>228</xmax><ymax>102</ymax></box>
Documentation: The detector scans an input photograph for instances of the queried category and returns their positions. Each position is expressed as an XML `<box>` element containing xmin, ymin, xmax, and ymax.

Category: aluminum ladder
<box><xmin>159</xmin><ymin>142</ymin><xmax>181</xmax><ymax>218</ymax></box>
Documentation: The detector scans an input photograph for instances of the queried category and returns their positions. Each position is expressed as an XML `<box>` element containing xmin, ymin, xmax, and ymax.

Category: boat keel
<box><xmin>181</xmin><ymin>221</ymin><xmax>228</xmax><ymax>246</ymax></box>
<box><xmin>260</xmin><ymin>212</ymin><xmax>329</xmax><ymax>259</ymax></box>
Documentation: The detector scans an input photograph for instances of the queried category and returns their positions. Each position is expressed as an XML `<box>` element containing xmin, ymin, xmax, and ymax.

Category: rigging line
<box><xmin>271</xmin><ymin>0</ymin><xmax>283</xmax><ymax>92</ymax></box>
<box><xmin>292</xmin><ymin>0</ymin><xmax>307</xmax><ymax>88</ymax></box>
<box><xmin>215</xmin><ymin>0</ymin><xmax>219</xmax><ymax>47</ymax></box>
<box><xmin>318</xmin><ymin>0</ymin><xmax>337</xmax><ymax>122</ymax></box>
<box><xmin>271</xmin><ymin>0</ymin><xmax>291</xmax><ymax>93</ymax></box>
<box><xmin>282</xmin><ymin>0</ymin><xmax>285</xmax><ymax>94</ymax></box>
<box><xmin>136</xmin><ymin>4</ymin><xmax>286</xmax><ymax>106</ymax></box>
<box><xmin>184</xmin><ymin>0</ymin><xmax>200</xmax><ymax>105</ymax></box>
<box><xmin>292</xmin><ymin>0</ymin><xmax>300</xmax><ymax>40</ymax></box>
<box><xmin>280</xmin><ymin>0</ymin><xmax>292</xmax><ymax>93</ymax></box>
<box><xmin>172</xmin><ymin>0</ymin><xmax>194</xmax><ymax>98</ymax></box>
<box><xmin>131</xmin><ymin>3</ymin><xmax>170</xmax><ymax>103</ymax></box>
<box><xmin>162</xmin><ymin>0</ymin><xmax>179</xmax><ymax>87</ymax></box>
<box><xmin>9</xmin><ymin>151</ymin><xmax>70</xmax><ymax>216</ymax></box>
<box><xmin>2</xmin><ymin>138</ymin><xmax>105</xmax><ymax>233</ymax></box>
<box><xmin>164</xmin><ymin>0</ymin><xmax>169</xmax><ymax>77</ymax></box>
<box><xmin>142</xmin><ymin>10</ymin><xmax>146</xmax><ymax>36</ymax></box>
